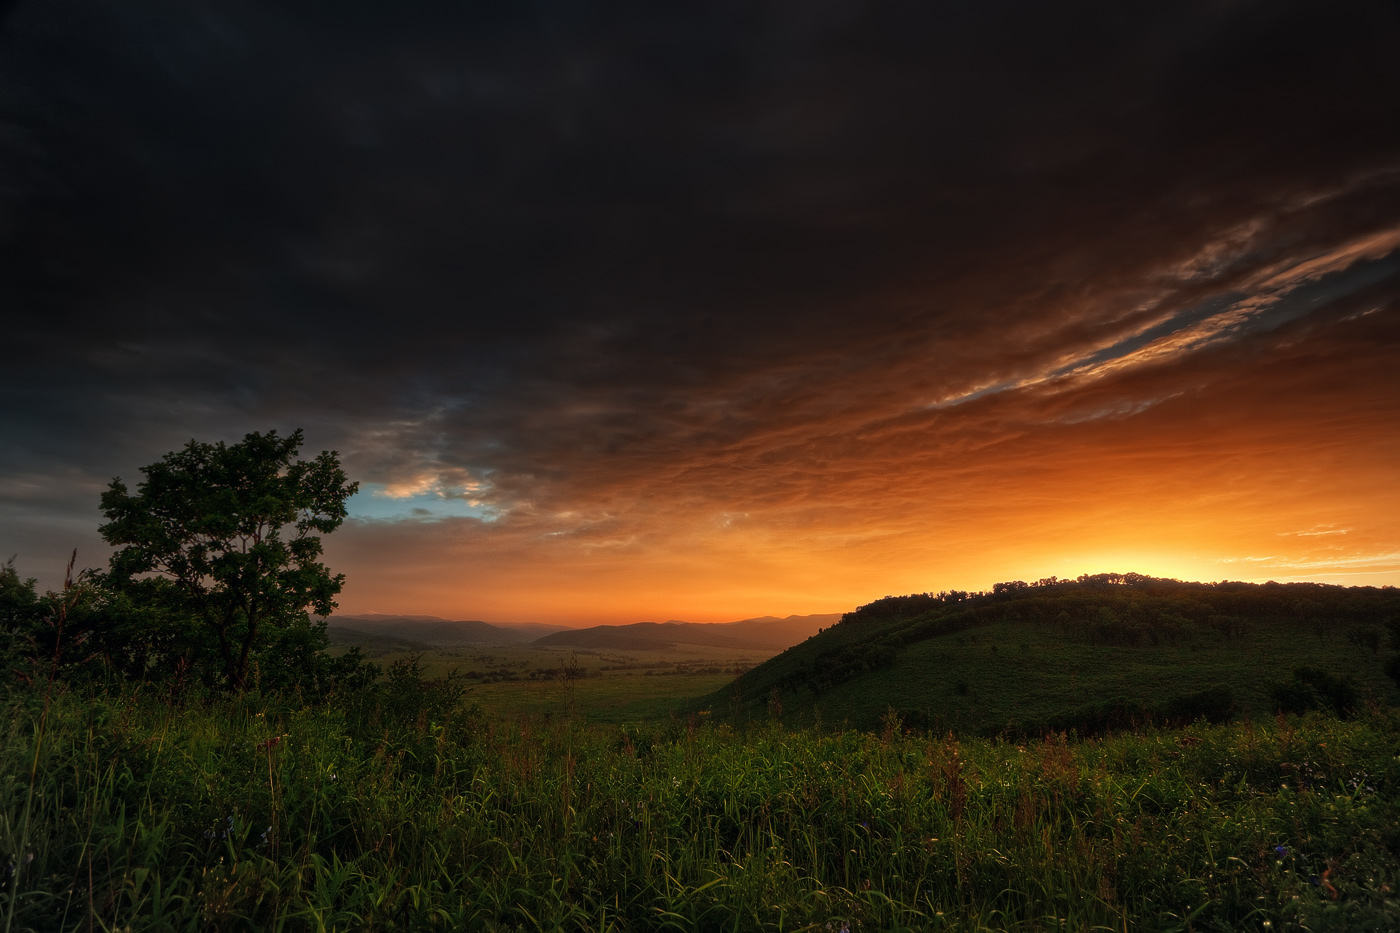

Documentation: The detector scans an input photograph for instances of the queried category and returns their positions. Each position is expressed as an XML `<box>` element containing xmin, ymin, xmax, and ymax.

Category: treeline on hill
<box><xmin>844</xmin><ymin>573</ymin><xmax>1399</xmax><ymax>645</ymax></box>
<box><xmin>716</xmin><ymin>573</ymin><xmax>1400</xmax><ymax>736</ymax></box>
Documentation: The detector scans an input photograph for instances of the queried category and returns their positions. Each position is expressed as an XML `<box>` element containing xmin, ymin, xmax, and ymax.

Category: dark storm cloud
<box><xmin>2</xmin><ymin>0</ymin><xmax>1399</xmax><ymax>602</ymax></box>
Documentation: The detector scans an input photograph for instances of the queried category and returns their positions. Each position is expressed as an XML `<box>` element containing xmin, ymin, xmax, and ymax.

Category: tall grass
<box><xmin>2</xmin><ymin>685</ymin><xmax>1397</xmax><ymax>932</ymax></box>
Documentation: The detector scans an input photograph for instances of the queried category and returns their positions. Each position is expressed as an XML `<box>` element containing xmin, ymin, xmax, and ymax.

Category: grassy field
<box><xmin>6</xmin><ymin>579</ymin><xmax>1398</xmax><ymax>930</ymax></box>
<box><xmin>334</xmin><ymin>643</ymin><xmax>769</xmax><ymax>723</ymax></box>
<box><xmin>3</xmin><ymin>683</ymin><xmax>1398</xmax><ymax>932</ymax></box>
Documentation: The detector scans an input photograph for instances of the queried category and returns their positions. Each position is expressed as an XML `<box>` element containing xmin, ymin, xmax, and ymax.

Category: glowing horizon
<box><xmin>3</xmin><ymin>4</ymin><xmax>1398</xmax><ymax>625</ymax></box>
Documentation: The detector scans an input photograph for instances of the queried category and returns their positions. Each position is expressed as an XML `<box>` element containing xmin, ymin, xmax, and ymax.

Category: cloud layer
<box><xmin>3</xmin><ymin>1</ymin><xmax>1398</xmax><ymax>622</ymax></box>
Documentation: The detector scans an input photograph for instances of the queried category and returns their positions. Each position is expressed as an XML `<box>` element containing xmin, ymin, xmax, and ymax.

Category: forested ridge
<box><xmin>713</xmin><ymin>574</ymin><xmax>1400</xmax><ymax>735</ymax></box>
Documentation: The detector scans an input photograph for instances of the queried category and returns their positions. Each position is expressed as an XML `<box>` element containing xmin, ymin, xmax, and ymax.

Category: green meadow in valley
<box><xmin>324</xmin><ymin>641</ymin><xmax>765</xmax><ymax>724</ymax></box>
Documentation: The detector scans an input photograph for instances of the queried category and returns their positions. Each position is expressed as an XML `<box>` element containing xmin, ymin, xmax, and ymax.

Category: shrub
<box><xmin>1267</xmin><ymin>665</ymin><xmax>1359</xmax><ymax>718</ymax></box>
<box><xmin>1162</xmin><ymin>685</ymin><xmax>1236</xmax><ymax>726</ymax></box>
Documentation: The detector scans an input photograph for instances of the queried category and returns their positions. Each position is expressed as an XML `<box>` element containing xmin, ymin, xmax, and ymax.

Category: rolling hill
<box><xmin>701</xmin><ymin>574</ymin><xmax>1400</xmax><ymax>734</ymax></box>
<box><xmin>327</xmin><ymin>614</ymin><xmax>570</xmax><ymax>646</ymax></box>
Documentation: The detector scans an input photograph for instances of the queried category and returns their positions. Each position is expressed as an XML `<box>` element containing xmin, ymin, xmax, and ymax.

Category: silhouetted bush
<box><xmin>1161</xmin><ymin>686</ymin><xmax>1236</xmax><ymax>726</ymax></box>
<box><xmin>1266</xmin><ymin>666</ymin><xmax>1359</xmax><ymax>719</ymax></box>
<box><xmin>343</xmin><ymin>654</ymin><xmax>468</xmax><ymax>736</ymax></box>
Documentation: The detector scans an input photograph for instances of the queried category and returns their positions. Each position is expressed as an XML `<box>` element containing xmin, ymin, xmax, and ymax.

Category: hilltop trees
<box><xmin>99</xmin><ymin>429</ymin><xmax>360</xmax><ymax>692</ymax></box>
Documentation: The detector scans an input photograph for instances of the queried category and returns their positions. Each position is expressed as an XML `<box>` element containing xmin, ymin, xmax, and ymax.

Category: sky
<box><xmin>3</xmin><ymin>1</ymin><xmax>1399</xmax><ymax>626</ymax></box>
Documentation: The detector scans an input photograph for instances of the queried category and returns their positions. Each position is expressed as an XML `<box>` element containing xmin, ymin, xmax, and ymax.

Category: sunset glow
<box><xmin>3</xmin><ymin>3</ymin><xmax>1398</xmax><ymax>625</ymax></box>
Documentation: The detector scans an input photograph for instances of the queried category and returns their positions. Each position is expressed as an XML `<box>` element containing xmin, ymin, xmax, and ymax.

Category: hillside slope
<box><xmin>701</xmin><ymin>574</ymin><xmax>1400</xmax><ymax>733</ymax></box>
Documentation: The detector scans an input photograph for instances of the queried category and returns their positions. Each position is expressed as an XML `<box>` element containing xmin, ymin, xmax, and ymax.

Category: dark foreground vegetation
<box><xmin>3</xmin><ymin>680</ymin><xmax>1399</xmax><ymax>932</ymax></box>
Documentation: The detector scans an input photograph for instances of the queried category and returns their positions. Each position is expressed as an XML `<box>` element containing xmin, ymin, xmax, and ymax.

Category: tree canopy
<box><xmin>98</xmin><ymin>429</ymin><xmax>358</xmax><ymax>691</ymax></box>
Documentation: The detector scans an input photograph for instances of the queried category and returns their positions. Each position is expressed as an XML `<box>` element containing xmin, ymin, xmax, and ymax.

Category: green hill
<box><xmin>702</xmin><ymin>573</ymin><xmax>1400</xmax><ymax>734</ymax></box>
<box><xmin>328</xmin><ymin>614</ymin><xmax>548</xmax><ymax>646</ymax></box>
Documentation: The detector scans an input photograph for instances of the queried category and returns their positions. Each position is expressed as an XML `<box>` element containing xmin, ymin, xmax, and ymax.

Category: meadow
<box><xmin>329</xmin><ymin>643</ymin><xmax>766</xmax><ymax>723</ymax></box>
<box><xmin>2</xmin><ymin>674</ymin><xmax>1398</xmax><ymax>932</ymax></box>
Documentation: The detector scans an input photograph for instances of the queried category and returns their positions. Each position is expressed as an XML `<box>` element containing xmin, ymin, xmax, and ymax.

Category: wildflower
<box><xmin>211</xmin><ymin>815</ymin><xmax>236</xmax><ymax>840</ymax></box>
<box><xmin>1321</xmin><ymin>868</ymin><xmax>1339</xmax><ymax>899</ymax></box>
<box><xmin>1274</xmin><ymin>845</ymin><xmax>1288</xmax><ymax>859</ymax></box>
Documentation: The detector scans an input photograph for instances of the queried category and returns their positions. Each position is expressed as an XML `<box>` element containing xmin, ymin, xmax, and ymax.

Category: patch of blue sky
<box><xmin>1047</xmin><ymin>291</ymin><xmax>1242</xmax><ymax>380</ymax></box>
<box><xmin>925</xmin><ymin>380</ymin><xmax>1019</xmax><ymax>409</ymax></box>
<box><xmin>916</xmin><ymin>248</ymin><xmax>1399</xmax><ymax>413</ymax></box>
<box><xmin>1243</xmin><ymin>252</ymin><xmax>1398</xmax><ymax>333</ymax></box>
<box><xmin>1049</xmin><ymin>250</ymin><xmax>1398</xmax><ymax>378</ymax></box>
<box><xmin>346</xmin><ymin>485</ymin><xmax>496</xmax><ymax>522</ymax></box>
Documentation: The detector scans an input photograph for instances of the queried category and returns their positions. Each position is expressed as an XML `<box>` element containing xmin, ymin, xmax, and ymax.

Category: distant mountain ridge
<box><xmin>328</xmin><ymin>614</ymin><xmax>569</xmax><ymax>646</ymax></box>
<box><xmin>328</xmin><ymin>612</ymin><xmax>842</xmax><ymax>651</ymax></box>
<box><xmin>534</xmin><ymin>613</ymin><xmax>841</xmax><ymax>651</ymax></box>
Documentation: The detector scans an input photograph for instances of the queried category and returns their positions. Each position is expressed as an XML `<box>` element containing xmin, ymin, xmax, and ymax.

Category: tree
<box><xmin>98</xmin><ymin>429</ymin><xmax>358</xmax><ymax>691</ymax></box>
<box><xmin>0</xmin><ymin>558</ymin><xmax>42</xmax><ymax>684</ymax></box>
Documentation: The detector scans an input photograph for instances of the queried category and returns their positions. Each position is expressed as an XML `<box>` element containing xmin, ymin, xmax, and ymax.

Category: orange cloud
<box><xmin>328</xmin><ymin>271</ymin><xmax>1400</xmax><ymax>624</ymax></box>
